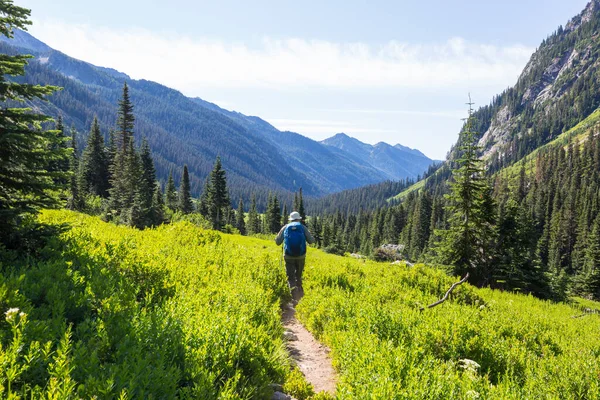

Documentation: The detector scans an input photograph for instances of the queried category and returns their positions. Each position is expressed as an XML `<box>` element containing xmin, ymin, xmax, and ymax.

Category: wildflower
<box><xmin>5</xmin><ymin>307</ymin><xmax>20</xmax><ymax>323</ymax></box>
<box><xmin>459</xmin><ymin>359</ymin><xmax>481</xmax><ymax>373</ymax></box>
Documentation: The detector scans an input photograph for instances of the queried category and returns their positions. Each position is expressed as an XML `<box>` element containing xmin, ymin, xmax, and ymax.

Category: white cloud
<box><xmin>28</xmin><ymin>19</ymin><xmax>534</xmax><ymax>93</ymax></box>
<box><xmin>265</xmin><ymin>118</ymin><xmax>395</xmax><ymax>137</ymax></box>
<box><xmin>325</xmin><ymin>109</ymin><xmax>467</xmax><ymax>119</ymax></box>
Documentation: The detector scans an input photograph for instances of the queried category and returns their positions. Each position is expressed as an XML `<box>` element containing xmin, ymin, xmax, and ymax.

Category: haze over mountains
<box><xmin>0</xmin><ymin>29</ymin><xmax>436</xmax><ymax>201</ymax></box>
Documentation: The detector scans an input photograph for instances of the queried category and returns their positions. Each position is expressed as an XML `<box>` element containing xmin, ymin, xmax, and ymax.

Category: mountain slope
<box><xmin>1</xmin><ymin>29</ymin><xmax>436</xmax><ymax>202</ymax></box>
<box><xmin>322</xmin><ymin>133</ymin><xmax>436</xmax><ymax>180</ymax></box>
<box><xmin>387</xmin><ymin>0</ymin><xmax>600</xmax><ymax>201</ymax></box>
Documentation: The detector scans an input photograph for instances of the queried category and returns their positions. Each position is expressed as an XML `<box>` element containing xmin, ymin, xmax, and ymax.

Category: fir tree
<box><xmin>206</xmin><ymin>157</ymin><xmax>230</xmax><ymax>230</ymax></box>
<box><xmin>178</xmin><ymin>165</ymin><xmax>193</xmax><ymax>214</ymax></box>
<box><xmin>67</xmin><ymin>126</ymin><xmax>83</xmax><ymax>210</ymax></box>
<box><xmin>151</xmin><ymin>183</ymin><xmax>165</xmax><ymax>226</ymax></box>
<box><xmin>0</xmin><ymin>2</ymin><xmax>64</xmax><ymax>242</ymax></box>
<box><xmin>433</xmin><ymin>100</ymin><xmax>497</xmax><ymax>284</ymax></box>
<box><xmin>107</xmin><ymin>84</ymin><xmax>137</xmax><ymax>222</ymax></box>
<box><xmin>247</xmin><ymin>194</ymin><xmax>260</xmax><ymax>235</ymax></box>
<box><xmin>139</xmin><ymin>138</ymin><xmax>157</xmax><ymax>224</ymax></box>
<box><xmin>197</xmin><ymin>176</ymin><xmax>210</xmax><ymax>217</ymax></box>
<box><xmin>297</xmin><ymin>188</ymin><xmax>306</xmax><ymax>223</ymax></box>
<box><xmin>281</xmin><ymin>203</ymin><xmax>288</xmax><ymax>227</ymax></box>
<box><xmin>165</xmin><ymin>170</ymin><xmax>177</xmax><ymax>211</ymax></box>
<box><xmin>236</xmin><ymin>198</ymin><xmax>246</xmax><ymax>235</ymax></box>
<box><xmin>80</xmin><ymin>117</ymin><xmax>109</xmax><ymax>197</ymax></box>
<box><xmin>49</xmin><ymin>115</ymin><xmax>69</xmax><ymax>184</ymax></box>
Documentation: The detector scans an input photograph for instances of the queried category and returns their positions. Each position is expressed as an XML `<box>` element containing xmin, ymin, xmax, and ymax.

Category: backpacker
<box><xmin>284</xmin><ymin>222</ymin><xmax>306</xmax><ymax>257</ymax></box>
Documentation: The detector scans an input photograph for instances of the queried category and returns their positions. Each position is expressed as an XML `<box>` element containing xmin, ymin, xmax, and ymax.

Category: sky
<box><xmin>18</xmin><ymin>0</ymin><xmax>590</xmax><ymax>159</ymax></box>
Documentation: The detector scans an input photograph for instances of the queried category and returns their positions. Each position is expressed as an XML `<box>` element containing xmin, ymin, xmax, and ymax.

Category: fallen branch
<box><xmin>571</xmin><ymin>308</ymin><xmax>600</xmax><ymax>319</ymax></box>
<box><xmin>420</xmin><ymin>273</ymin><xmax>469</xmax><ymax>311</ymax></box>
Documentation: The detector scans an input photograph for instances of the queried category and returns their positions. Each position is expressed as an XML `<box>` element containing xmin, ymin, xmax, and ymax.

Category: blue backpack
<box><xmin>284</xmin><ymin>222</ymin><xmax>306</xmax><ymax>257</ymax></box>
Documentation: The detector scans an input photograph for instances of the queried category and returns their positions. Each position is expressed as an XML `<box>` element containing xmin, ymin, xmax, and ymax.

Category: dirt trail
<box><xmin>282</xmin><ymin>302</ymin><xmax>337</xmax><ymax>396</ymax></box>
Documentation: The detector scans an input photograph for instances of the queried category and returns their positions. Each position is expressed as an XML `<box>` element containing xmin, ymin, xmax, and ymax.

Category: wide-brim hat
<box><xmin>288</xmin><ymin>211</ymin><xmax>302</xmax><ymax>221</ymax></box>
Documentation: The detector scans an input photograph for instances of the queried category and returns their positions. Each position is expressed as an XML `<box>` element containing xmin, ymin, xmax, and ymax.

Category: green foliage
<box><xmin>295</xmin><ymin>251</ymin><xmax>600</xmax><ymax>399</ymax></box>
<box><xmin>0</xmin><ymin>209</ymin><xmax>291</xmax><ymax>398</ymax></box>
<box><xmin>283</xmin><ymin>367</ymin><xmax>314</xmax><ymax>400</ymax></box>
<box><xmin>204</xmin><ymin>157</ymin><xmax>231</xmax><ymax>230</ymax></box>
<box><xmin>177</xmin><ymin>164</ymin><xmax>193</xmax><ymax>214</ymax></box>
<box><xmin>0</xmin><ymin>0</ymin><xmax>65</xmax><ymax>244</ymax></box>
<box><xmin>433</xmin><ymin>106</ymin><xmax>497</xmax><ymax>283</ymax></box>
<box><xmin>79</xmin><ymin>117</ymin><xmax>109</xmax><ymax>198</ymax></box>
<box><xmin>165</xmin><ymin>170</ymin><xmax>177</xmax><ymax>212</ymax></box>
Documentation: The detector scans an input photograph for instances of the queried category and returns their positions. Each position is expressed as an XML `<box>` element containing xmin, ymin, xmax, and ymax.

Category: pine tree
<box><xmin>178</xmin><ymin>165</ymin><xmax>193</xmax><ymax>214</ymax></box>
<box><xmin>80</xmin><ymin>117</ymin><xmax>110</xmax><ymax>197</ymax></box>
<box><xmin>281</xmin><ymin>203</ymin><xmax>288</xmax><ymax>227</ymax></box>
<box><xmin>267</xmin><ymin>194</ymin><xmax>281</xmax><ymax>233</ymax></box>
<box><xmin>49</xmin><ymin>115</ymin><xmax>69</xmax><ymax>184</ymax></box>
<box><xmin>297</xmin><ymin>188</ymin><xmax>306</xmax><ymax>223</ymax></box>
<box><xmin>206</xmin><ymin>157</ymin><xmax>230</xmax><ymax>230</ymax></box>
<box><xmin>165</xmin><ymin>170</ymin><xmax>178</xmax><ymax>211</ymax></box>
<box><xmin>139</xmin><ymin>138</ymin><xmax>157</xmax><ymax>224</ymax></box>
<box><xmin>236</xmin><ymin>198</ymin><xmax>246</xmax><ymax>235</ymax></box>
<box><xmin>433</xmin><ymin>100</ymin><xmax>497</xmax><ymax>284</ymax></box>
<box><xmin>107</xmin><ymin>84</ymin><xmax>137</xmax><ymax>222</ymax></box>
<box><xmin>247</xmin><ymin>194</ymin><xmax>260</xmax><ymax>235</ymax></box>
<box><xmin>151</xmin><ymin>183</ymin><xmax>165</xmax><ymax>226</ymax></box>
<box><xmin>117</xmin><ymin>82</ymin><xmax>135</xmax><ymax>151</ymax></box>
<box><xmin>67</xmin><ymin>126</ymin><xmax>83</xmax><ymax>210</ymax></box>
<box><xmin>0</xmin><ymin>2</ymin><xmax>64</xmax><ymax>242</ymax></box>
<box><xmin>122</xmin><ymin>141</ymin><xmax>143</xmax><ymax>227</ymax></box>
<box><xmin>197</xmin><ymin>176</ymin><xmax>210</xmax><ymax>217</ymax></box>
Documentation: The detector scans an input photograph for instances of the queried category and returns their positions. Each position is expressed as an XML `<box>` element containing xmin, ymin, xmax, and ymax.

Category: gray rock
<box><xmin>272</xmin><ymin>391</ymin><xmax>292</xmax><ymax>400</ymax></box>
<box><xmin>283</xmin><ymin>330</ymin><xmax>298</xmax><ymax>341</ymax></box>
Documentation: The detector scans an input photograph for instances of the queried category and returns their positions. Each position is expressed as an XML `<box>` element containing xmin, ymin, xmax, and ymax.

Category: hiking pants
<box><xmin>284</xmin><ymin>256</ymin><xmax>305</xmax><ymax>290</ymax></box>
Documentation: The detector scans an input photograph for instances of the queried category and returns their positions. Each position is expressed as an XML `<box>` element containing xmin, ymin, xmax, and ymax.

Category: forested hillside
<box><xmin>0</xmin><ymin>30</ymin><xmax>435</xmax><ymax>206</ymax></box>
<box><xmin>309</xmin><ymin>0</ymin><xmax>600</xmax><ymax>302</ymax></box>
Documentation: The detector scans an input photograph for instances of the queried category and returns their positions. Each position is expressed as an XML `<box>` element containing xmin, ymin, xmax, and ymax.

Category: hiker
<box><xmin>275</xmin><ymin>211</ymin><xmax>316</xmax><ymax>300</ymax></box>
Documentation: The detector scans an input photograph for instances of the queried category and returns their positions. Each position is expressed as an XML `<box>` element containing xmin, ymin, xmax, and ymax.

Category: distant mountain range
<box><xmin>0</xmin><ymin>29</ymin><xmax>436</xmax><ymax>201</ymax></box>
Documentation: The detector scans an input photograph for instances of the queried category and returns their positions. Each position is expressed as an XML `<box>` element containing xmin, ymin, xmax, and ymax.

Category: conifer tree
<box><xmin>267</xmin><ymin>194</ymin><xmax>281</xmax><ymax>233</ymax></box>
<box><xmin>80</xmin><ymin>117</ymin><xmax>110</xmax><ymax>197</ymax></box>
<box><xmin>178</xmin><ymin>165</ymin><xmax>193</xmax><ymax>214</ymax></box>
<box><xmin>281</xmin><ymin>203</ymin><xmax>288</xmax><ymax>227</ymax></box>
<box><xmin>107</xmin><ymin>83</ymin><xmax>137</xmax><ymax>222</ymax></box>
<box><xmin>139</xmin><ymin>138</ymin><xmax>157</xmax><ymax>224</ymax></box>
<box><xmin>236</xmin><ymin>198</ymin><xmax>246</xmax><ymax>235</ymax></box>
<box><xmin>433</xmin><ymin>100</ymin><xmax>496</xmax><ymax>283</ymax></box>
<box><xmin>197</xmin><ymin>176</ymin><xmax>210</xmax><ymax>217</ymax></box>
<box><xmin>206</xmin><ymin>157</ymin><xmax>230</xmax><ymax>230</ymax></box>
<box><xmin>49</xmin><ymin>116</ymin><xmax>69</xmax><ymax>184</ymax></box>
<box><xmin>151</xmin><ymin>183</ymin><xmax>165</xmax><ymax>226</ymax></box>
<box><xmin>0</xmin><ymin>2</ymin><xmax>65</xmax><ymax>241</ymax></box>
<box><xmin>247</xmin><ymin>194</ymin><xmax>260</xmax><ymax>235</ymax></box>
<box><xmin>67</xmin><ymin>126</ymin><xmax>83</xmax><ymax>210</ymax></box>
<box><xmin>165</xmin><ymin>170</ymin><xmax>178</xmax><ymax>211</ymax></box>
<box><xmin>297</xmin><ymin>188</ymin><xmax>306</xmax><ymax>223</ymax></box>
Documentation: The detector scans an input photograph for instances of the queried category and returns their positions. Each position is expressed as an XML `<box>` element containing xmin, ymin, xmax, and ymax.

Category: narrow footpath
<box><xmin>282</xmin><ymin>302</ymin><xmax>337</xmax><ymax>396</ymax></box>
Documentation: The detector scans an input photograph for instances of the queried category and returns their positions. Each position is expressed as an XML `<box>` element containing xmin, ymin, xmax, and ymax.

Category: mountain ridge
<box><xmin>1</xmin><ymin>29</ymin><xmax>436</xmax><ymax>203</ymax></box>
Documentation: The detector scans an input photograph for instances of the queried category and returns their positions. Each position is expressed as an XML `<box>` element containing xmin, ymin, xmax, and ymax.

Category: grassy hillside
<box><xmin>496</xmin><ymin>107</ymin><xmax>600</xmax><ymax>184</ymax></box>
<box><xmin>298</xmin><ymin>258</ymin><xmax>600</xmax><ymax>398</ymax></box>
<box><xmin>1</xmin><ymin>210</ymin><xmax>292</xmax><ymax>399</ymax></box>
<box><xmin>1</xmin><ymin>211</ymin><xmax>599</xmax><ymax>398</ymax></box>
<box><xmin>389</xmin><ymin>106</ymin><xmax>600</xmax><ymax>202</ymax></box>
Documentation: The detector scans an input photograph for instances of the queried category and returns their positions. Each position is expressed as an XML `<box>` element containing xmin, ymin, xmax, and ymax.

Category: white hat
<box><xmin>289</xmin><ymin>211</ymin><xmax>302</xmax><ymax>221</ymax></box>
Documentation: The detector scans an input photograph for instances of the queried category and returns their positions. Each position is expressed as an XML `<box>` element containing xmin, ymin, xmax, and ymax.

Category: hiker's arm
<box><xmin>303</xmin><ymin>226</ymin><xmax>316</xmax><ymax>244</ymax></box>
<box><xmin>275</xmin><ymin>226</ymin><xmax>286</xmax><ymax>245</ymax></box>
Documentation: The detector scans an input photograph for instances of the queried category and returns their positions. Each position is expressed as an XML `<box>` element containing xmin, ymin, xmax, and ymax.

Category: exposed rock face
<box><xmin>475</xmin><ymin>0</ymin><xmax>600</xmax><ymax>160</ymax></box>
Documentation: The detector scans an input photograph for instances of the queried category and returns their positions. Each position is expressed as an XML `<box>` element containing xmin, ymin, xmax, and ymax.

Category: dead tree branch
<box><xmin>420</xmin><ymin>273</ymin><xmax>470</xmax><ymax>311</ymax></box>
